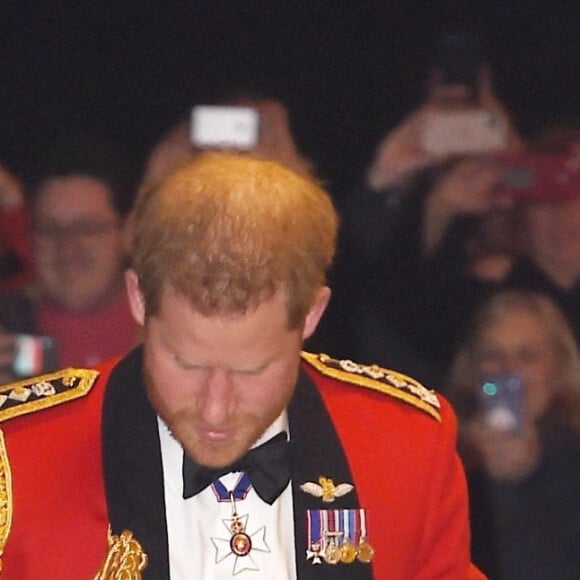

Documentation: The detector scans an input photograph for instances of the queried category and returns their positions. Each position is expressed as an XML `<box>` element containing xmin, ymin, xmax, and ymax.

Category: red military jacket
<box><xmin>0</xmin><ymin>349</ymin><xmax>485</xmax><ymax>579</ymax></box>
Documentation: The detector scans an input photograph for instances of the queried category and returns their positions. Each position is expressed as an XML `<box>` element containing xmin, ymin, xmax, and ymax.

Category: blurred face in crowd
<box><xmin>524</xmin><ymin>196</ymin><xmax>580</xmax><ymax>287</ymax></box>
<box><xmin>128</xmin><ymin>278</ymin><xmax>328</xmax><ymax>468</ymax></box>
<box><xmin>32</xmin><ymin>175</ymin><xmax>126</xmax><ymax>312</ymax></box>
<box><xmin>474</xmin><ymin>307</ymin><xmax>559</xmax><ymax>422</ymax></box>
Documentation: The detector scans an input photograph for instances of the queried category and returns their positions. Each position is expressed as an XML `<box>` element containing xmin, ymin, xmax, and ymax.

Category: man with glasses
<box><xmin>0</xmin><ymin>137</ymin><xmax>140</xmax><ymax>382</ymax></box>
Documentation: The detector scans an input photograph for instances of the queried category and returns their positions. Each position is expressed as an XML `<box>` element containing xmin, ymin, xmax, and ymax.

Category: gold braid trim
<box><xmin>0</xmin><ymin>368</ymin><xmax>99</xmax><ymax>422</ymax></box>
<box><xmin>301</xmin><ymin>351</ymin><xmax>441</xmax><ymax>421</ymax></box>
<box><xmin>0</xmin><ymin>428</ymin><xmax>13</xmax><ymax>575</ymax></box>
<box><xmin>94</xmin><ymin>528</ymin><xmax>148</xmax><ymax>579</ymax></box>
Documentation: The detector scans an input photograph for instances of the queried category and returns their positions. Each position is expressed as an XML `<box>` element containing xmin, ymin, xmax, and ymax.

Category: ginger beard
<box><xmin>143</xmin><ymin>359</ymin><xmax>299</xmax><ymax>469</ymax></box>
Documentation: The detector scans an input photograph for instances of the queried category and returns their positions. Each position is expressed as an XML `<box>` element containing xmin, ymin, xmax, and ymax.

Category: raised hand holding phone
<box><xmin>367</xmin><ymin>33</ymin><xmax>521</xmax><ymax>190</ymax></box>
<box><xmin>478</xmin><ymin>373</ymin><xmax>523</xmax><ymax>433</ymax></box>
<box><xmin>464</xmin><ymin>373</ymin><xmax>542</xmax><ymax>482</ymax></box>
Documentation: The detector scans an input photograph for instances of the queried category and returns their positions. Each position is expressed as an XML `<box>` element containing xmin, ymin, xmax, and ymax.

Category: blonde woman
<box><xmin>448</xmin><ymin>289</ymin><xmax>580</xmax><ymax>579</ymax></box>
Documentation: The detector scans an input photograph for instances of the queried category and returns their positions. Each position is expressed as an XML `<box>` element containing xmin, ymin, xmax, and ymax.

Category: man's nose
<box><xmin>54</xmin><ymin>232</ymin><xmax>82</xmax><ymax>255</ymax></box>
<box><xmin>200</xmin><ymin>369</ymin><xmax>235</xmax><ymax>425</ymax></box>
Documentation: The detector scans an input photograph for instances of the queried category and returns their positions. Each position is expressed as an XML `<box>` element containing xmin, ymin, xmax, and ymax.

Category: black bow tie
<box><xmin>182</xmin><ymin>432</ymin><xmax>293</xmax><ymax>505</ymax></box>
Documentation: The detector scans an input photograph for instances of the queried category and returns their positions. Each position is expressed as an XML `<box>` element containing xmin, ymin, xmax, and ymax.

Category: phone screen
<box><xmin>190</xmin><ymin>105</ymin><xmax>259</xmax><ymax>150</ymax></box>
<box><xmin>421</xmin><ymin>110</ymin><xmax>507</xmax><ymax>156</ymax></box>
<box><xmin>478</xmin><ymin>373</ymin><xmax>523</xmax><ymax>433</ymax></box>
<box><xmin>12</xmin><ymin>335</ymin><xmax>59</xmax><ymax>378</ymax></box>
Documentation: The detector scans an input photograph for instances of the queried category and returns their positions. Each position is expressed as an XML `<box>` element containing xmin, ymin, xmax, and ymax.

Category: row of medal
<box><xmin>306</xmin><ymin>508</ymin><xmax>374</xmax><ymax>565</ymax></box>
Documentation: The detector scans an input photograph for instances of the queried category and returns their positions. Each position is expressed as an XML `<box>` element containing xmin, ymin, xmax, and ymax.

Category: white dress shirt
<box><xmin>159</xmin><ymin>414</ymin><xmax>297</xmax><ymax>579</ymax></box>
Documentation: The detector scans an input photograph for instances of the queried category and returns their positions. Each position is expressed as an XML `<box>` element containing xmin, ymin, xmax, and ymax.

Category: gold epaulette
<box><xmin>0</xmin><ymin>368</ymin><xmax>99</xmax><ymax>570</ymax></box>
<box><xmin>0</xmin><ymin>368</ymin><xmax>99</xmax><ymax>422</ymax></box>
<box><xmin>301</xmin><ymin>352</ymin><xmax>441</xmax><ymax>421</ymax></box>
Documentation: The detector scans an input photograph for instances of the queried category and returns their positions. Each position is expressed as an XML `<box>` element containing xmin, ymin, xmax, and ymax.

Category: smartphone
<box><xmin>499</xmin><ymin>152</ymin><xmax>579</xmax><ymax>202</ymax></box>
<box><xmin>478</xmin><ymin>373</ymin><xmax>523</xmax><ymax>433</ymax></box>
<box><xmin>190</xmin><ymin>105</ymin><xmax>259</xmax><ymax>150</ymax></box>
<box><xmin>421</xmin><ymin>110</ymin><xmax>508</xmax><ymax>156</ymax></box>
<box><xmin>12</xmin><ymin>334</ymin><xmax>59</xmax><ymax>378</ymax></box>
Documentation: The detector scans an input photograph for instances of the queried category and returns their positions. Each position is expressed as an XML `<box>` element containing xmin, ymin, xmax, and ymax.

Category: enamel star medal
<box><xmin>210</xmin><ymin>475</ymin><xmax>271</xmax><ymax>575</ymax></box>
<box><xmin>229</xmin><ymin>510</ymin><xmax>253</xmax><ymax>558</ymax></box>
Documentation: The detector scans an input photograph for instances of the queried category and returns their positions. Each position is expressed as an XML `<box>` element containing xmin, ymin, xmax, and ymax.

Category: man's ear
<box><xmin>125</xmin><ymin>269</ymin><xmax>146</xmax><ymax>326</ymax></box>
<box><xmin>302</xmin><ymin>286</ymin><xmax>331</xmax><ymax>340</ymax></box>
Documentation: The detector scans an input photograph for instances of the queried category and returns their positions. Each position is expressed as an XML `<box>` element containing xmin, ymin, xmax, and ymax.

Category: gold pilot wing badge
<box><xmin>300</xmin><ymin>476</ymin><xmax>354</xmax><ymax>503</ymax></box>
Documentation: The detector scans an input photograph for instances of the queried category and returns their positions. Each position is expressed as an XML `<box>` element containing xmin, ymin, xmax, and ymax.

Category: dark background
<box><xmin>1</xmin><ymin>1</ymin><xmax>578</xmax><ymax>199</ymax></box>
